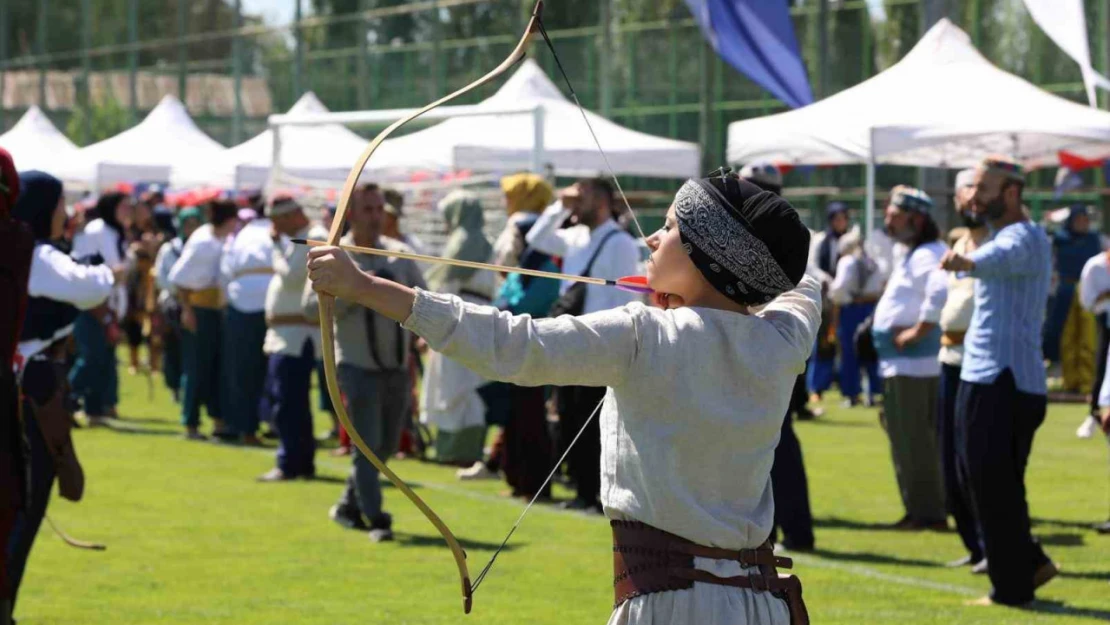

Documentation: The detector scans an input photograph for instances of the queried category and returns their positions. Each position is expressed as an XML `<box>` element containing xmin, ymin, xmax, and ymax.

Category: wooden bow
<box><xmin>318</xmin><ymin>2</ymin><xmax>545</xmax><ymax>615</ymax></box>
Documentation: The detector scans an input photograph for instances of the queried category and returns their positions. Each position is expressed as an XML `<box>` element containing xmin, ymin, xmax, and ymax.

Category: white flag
<box><xmin>1022</xmin><ymin>0</ymin><xmax>1110</xmax><ymax>107</ymax></box>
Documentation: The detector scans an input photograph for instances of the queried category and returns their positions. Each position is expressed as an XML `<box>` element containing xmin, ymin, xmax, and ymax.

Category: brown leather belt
<box><xmin>234</xmin><ymin>267</ymin><xmax>275</xmax><ymax>280</ymax></box>
<box><xmin>612</xmin><ymin>520</ymin><xmax>808</xmax><ymax>624</ymax></box>
<box><xmin>852</xmin><ymin>295</ymin><xmax>880</xmax><ymax>305</ymax></box>
<box><xmin>267</xmin><ymin>314</ymin><xmax>315</xmax><ymax>327</ymax></box>
<box><xmin>941</xmin><ymin>330</ymin><xmax>966</xmax><ymax>347</ymax></box>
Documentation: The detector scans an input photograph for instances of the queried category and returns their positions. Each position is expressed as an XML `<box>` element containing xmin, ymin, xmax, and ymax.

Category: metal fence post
<box><xmin>1</xmin><ymin>1</ymin><xmax>9</xmax><ymax>129</ymax></box>
<box><xmin>38</xmin><ymin>0</ymin><xmax>48</xmax><ymax>110</ymax></box>
<box><xmin>294</xmin><ymin>0</ymin><xmax>303</xmax><ymax>100</ymax></box>
<box><xmin>178</xmin><ymin>0</ymin><xmax>187</xmax><ymax>103</ymax></box>
<box><xmin>232</xmin><ymin>0</ymin><xmax>243</xmax><ymax>145</ymax></box>
<box><xmin>356</xmin><ymin>0</ymin><xmax>369</xmax><ymax>109</ymax></box>
<box><xmin>129</xmin><ymin>0</ymin><xmax>138</xmax><ymax>121</ymax></box>
<box><xmin>81</xmin><ymin>0</ymin><xmax>92</xmax><ymax>143</ymax></box>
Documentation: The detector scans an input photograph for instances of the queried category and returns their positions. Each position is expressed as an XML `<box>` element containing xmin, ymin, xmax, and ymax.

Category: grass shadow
<box><xmin>1032</xmin><ymin>517</ymin><xmax>1106</xmax><ymax>531</ymax></box>
<box><xmin>1021</xmin><ymin>599</ymin><xmax>1110</xmax><ymax>620</ymax></box>
<box><xmin>814</xmin><ymin>516</ymin><xmax>900</xmax><ymax>531</ymax></box>
<box><xmin>1058</xmin><ymin>570</ymin><xmax>1110</xmax><ymax>582</ymax></box>
<box><xmin>1034</xmin><ymin>532</ymin><xmax>1084</xmax><ymax>547</ymax></box>
<box><xmin>797</xmin><ymin>418</ymin><xmax>872</xmax><ymax>428</ymax></box>
<box><xmin>808</xmin><ymin>546</ymin><xmax>942</xmax><ymax>568</ymax></box>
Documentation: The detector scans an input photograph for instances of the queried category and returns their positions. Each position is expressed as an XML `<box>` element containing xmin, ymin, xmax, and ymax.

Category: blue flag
<box><xmin>685</xmin><ymin>0</ymin><xmax>814</xmax><ymax>109</ymax></box>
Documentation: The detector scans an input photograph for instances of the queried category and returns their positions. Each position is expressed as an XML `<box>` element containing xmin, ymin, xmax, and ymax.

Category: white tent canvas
<box><xmin>727</xmin><ymin>19</ymin><xmax>1110</xmax><ymax>170</ymax></box>
<box><xmin>56</xmin><ymin>95</ymin><xmax>226</xmax><ymax>189</ymax></box>
<box><xmin>220</xmin><ymin>92</ymin><xmax>371</xmax><ymax>188</ymax></box>
<box><xmin>0</xmin><ymin>106</ymin><xmax>79</xmax><ymax>177</ymax></box>
<box><xmin>370</xmin><ymin>59</ymin><xmax>700</xmax><ymax>179</ymax></box>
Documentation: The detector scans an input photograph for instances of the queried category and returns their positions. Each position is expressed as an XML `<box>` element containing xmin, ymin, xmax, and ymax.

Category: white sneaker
<box><xmin>1077</xmin><ymin>415</ymin><xmax>1100</xmax><ymax>439</ymax></box>
<box><xmin>456</xmin><ymin>461</ymin><xmax>497</xmax><ymax>481</ymax></box>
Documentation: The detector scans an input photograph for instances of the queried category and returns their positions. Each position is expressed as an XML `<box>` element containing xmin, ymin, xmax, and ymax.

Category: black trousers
<box><xmin>1090</xmin><ymin>313</ymin><xmax>1109</xmax><ymax>416</ymax></box>
<box><xmin>5</xmin><ymin>395</ymin><xmax>54</xmax><ymax>611</ymax></box>
<box><xmin>771</xmin><ymin>414</ymin><xmax>814</xmax><ymax>548</ymax></box>
<box><xmin>938</xmin><ymin>363</ymin><xmax>983</xmax><ymax>562</ymax></box>
<box><xmin>556</xmin><ymin>385</ymin><xmax>606</xmax><ymax>506</ymax></box>
<box><xmin>955</xmin><ymin>369</ymin><xmax>1048</xmax><ymax>605</ymax></box>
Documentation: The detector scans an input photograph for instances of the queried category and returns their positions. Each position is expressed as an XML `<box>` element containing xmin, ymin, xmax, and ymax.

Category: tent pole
<box><xmin>268</xmin><ymin>123</ymin><xmax>282</xmax><ymax>198</ymax></box>
<box><xmin>531</xmin><ymin>105</ymin><xmax>545</xmax><ymax>175</ymax></box>
<box><xmin>865</xmin><ymin>155</ymin><xmax>876</xmax><ymax>243</ymax></box>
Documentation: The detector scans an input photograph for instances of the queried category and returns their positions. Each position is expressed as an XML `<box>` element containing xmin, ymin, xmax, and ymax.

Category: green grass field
<box><xmin>14</xmin><ymin>365</ymin><xmax>1110</xmax><ymax>624</ymax></box>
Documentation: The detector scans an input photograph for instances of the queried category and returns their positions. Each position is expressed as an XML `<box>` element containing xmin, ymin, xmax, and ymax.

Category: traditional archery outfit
<box><xmin>871</xmin><ymin>187</ymin><xmax>948</xmax><ymax>526</ymax></box>
<box><xmin>828</xmin><ymin>230</ymin><xmax>884</xmax><ymax>405</ymax></box>
<box><xmin>220</xmin><ymin>216</ymin><xmax>275</xmax><ymax>437</ymax></box>
<box><xmin>260</xmin><ymin>205</ymin><xmax>328</xmax><ymax>478</ymax></box>
<box><xmin>69</xmin><ymin>206</ymin><xmax>128</xmax><ymax>417</ymax></box>
<box><xmin>400</xmin><ymin>175</ymin><xmax>816</xmax><ymax>625</ymax></box>
<box><xmin>955</xmin><ymin>210</ymin><xmax>1053</xmax><ymax>606</ymax></box>
<box><xmin>169</xmin><ymin>222</ymin><xmax>228</xmax><ymax>432</ymax></box>
<box><xmin>153</xmin><ymin>207</ymin><xmax>201</xmax><ymax>399</ymax></box>
<box><xmin>526</xmin><ymin>193</ymin><xmax>640</xmax><ymax>509</ymax></box>
<box><xmin>421</xmin><ymin>191</ymin><xmax>497</xmax><ymax>465</ymax></box>
<box><xmin>804</xmin><ymin>203</ymin><xmax>851</xmax><ymax>398</ymax></box>
<box><xmin>8</xmin><ymin>172</ymin><xmax>113</xmax><ymax>613</ymax></box>
<box><xmin>306</xmin><ymin>234</ymin><xmax>425</xmax><ymax>535</ymax></box>
<box><xmin>1045</xmin><ymin>206</ymin><xmax>1102</xmax><ymax>392</ymax></box>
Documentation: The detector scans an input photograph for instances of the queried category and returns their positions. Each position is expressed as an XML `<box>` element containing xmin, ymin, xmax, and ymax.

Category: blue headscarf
<box><xmin>1054</xmin><ymin>205</ymin><xmax>1101</xmax><ymax>282</ymax></box>
<box><xmin>12</xmin><ymin>170</ymin><xmax>64</xmax><ymax>242</ymax></box>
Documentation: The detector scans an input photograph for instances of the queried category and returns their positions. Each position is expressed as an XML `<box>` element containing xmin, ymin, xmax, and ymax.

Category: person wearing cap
<box><xmin>170</xmin><ymin>200</ymin><xmax>239</xmax><ymax>441</ymax></box>
<box><xmin>153</xmin><ymin>206</ymin><xmax>202</xmax><ymax>401</ymax></box>
<box><xmin>304</xmin><ymin>183</ymin><xmax>426</xmax><ymax>543</ymax></box>
<box><xmin>738</xmin><ymin>161</ymin><xmax>783</xmax><ymax>196</ymax></box>
<box><xmin>936</xmin><ymin>169</ymin><xmax>989</xmax><ymax>570</ymax></box>
<box><xmin>940</xmin><ymin>156</ymin><xmax>1057</xmax><ymax>605</ymax></box>
<box><xmin>381</xmin><ymin>188</ymin><xmax>428</xmax><ymax>259</ymax></box>
<box><xmin>738</xmin><ymin>163</ymin><xmax>816</xmax><ymax>552</ymax></box>
<box><xmin>805</xmin><ymin>201</ymin><xmax>852</xmax><ymax>404</ymax></box>
<box><xmin>255</xmin><ymin>196</ymin><xmax>328</xmax><ymax>482</ymax></box>
<box><xmin>1045</xmin><ymin>205</ymin><xmax>1102</xmax><ymax>394</ymax></box>
<box><xmin>9</xmin><ymin>171</ymin><xmax>114</xmax><ymax>619</ymax></box>
<box><xmin>307</xmin><ymin>171</ymin><xmax>818</xmax><ymax>624</ymax></box>
<box><xmin>872</xmin><ymin>185</ymin><xmax>948</xmax><ymax>531</ymax></box>
<box><xmin>827</xmin><ymin>228</ymin><xmax>884</xmax><ymax>407</ymax></box>
<box><xmin>219</xmin><ymin>200</ymin><xmax>275</xmax><ymax>445</ymax></box>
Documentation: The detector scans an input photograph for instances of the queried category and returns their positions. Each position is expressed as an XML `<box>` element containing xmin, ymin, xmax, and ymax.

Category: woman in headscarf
<box><xmin>8</xmin><ymin>171</ymin><xmax>113</xmax><ymax>618</ymax></box>
<box><xmin>69</xmin><ymin>192</ymin><xmax>133</xmax><ymax>424</ymax></box>
<box><xmin>456</xmin><ymin>174</ymin><xmax>560</xmax><ymax>498</ymax></box>
<box><xmin>309</xmin><ymin>170</ymin><xmax>818</xmax><ymax>625</ymax></box>
<box><xmin>1046</xmin><ymin>205</ymin><xmax>1102</xmax><ymax>393</ymax></box>
<box><xmin>420</xmin><ymin>190</ymin><xmax>496</xmax><ymax>465</ymax></box>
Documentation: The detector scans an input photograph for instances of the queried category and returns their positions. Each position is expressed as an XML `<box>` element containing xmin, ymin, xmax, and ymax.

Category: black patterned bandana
<box><xmin>674</xmin><ymin>176</ymin><xmax>802</xmax><ymax>306</ymax></box>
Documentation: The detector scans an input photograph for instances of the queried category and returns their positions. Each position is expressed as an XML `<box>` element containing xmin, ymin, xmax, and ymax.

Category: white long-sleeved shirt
<box><xmin>828</xmin><ymin>253</ymin><xmax>884</xmax><ymax>306</ymax></box>
<box><xmin>402</xmin><ymin>276</ymin><xmax>820</xmax><ymax>625</ymax></box>
<box><xmin>169</xmin><ymin>224</ymin><xmax>225</xmax><ymax>292</ymax></box>
<box><xmin>525</xmin><ymin>201</ymin><xmax>641</xmax><ymax>314</ymax></box>
<box><xmin>18</xmin><ymin>244</ymin><xmax>115</xmax><ymax>363</ymax></box>
<box><xmin>153</xmin><ymin>238</ymin><xmax>183</xmax><ymax>294</ymax></box>
<box><xmin>1080</xmin><ymin>251</ymin><xmax>1110</xmax><ymax>322</ymax></box>
<box><xmin>873</xmin><ymin>241</ymin><xmax>948</xmax><ymax>378</ymax></box>
<box><xmin>221</xmin><ymin>219</ymin><xmax>274</xmax><ymax>313</ymax></box>
<box><xmin>264</xmin><ymin>223</ymin><xmax>328</xmax><ymax>357</ymax></box>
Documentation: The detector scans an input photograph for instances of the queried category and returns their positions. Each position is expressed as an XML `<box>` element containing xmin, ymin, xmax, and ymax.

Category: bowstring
<box><xmin>471</xmin><ymin>12</ymin><xmax>647</xmax><ymax>594</ymax></box>
<box><xmin>470</xmin><ymin>394</ymin><xmax>606</xmax><ymax>593</ymax></box>
<box><xmin>534</xmin><ymin>19</ymin><xmax>653</xmax><ymax>254</ymax></box>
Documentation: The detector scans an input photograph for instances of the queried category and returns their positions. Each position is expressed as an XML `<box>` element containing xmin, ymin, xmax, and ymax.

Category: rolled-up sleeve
<box><xmin>402</xmin><ymin>288</ymin><xmax>639</xmax><ymax>388</ymax></box>
<box><xmin>29</xmin><ymin>247</ymin><xmax>114</xmax><ymax>310</ymax></box>
<box><xmin>524</xmin><ymin>201</ymin><xmax>573</xmax><ymax>258</ymax></box>
<box><xmin>919</xmin><ymin>267</ymin><xmax>948</xmax><ymax>323</ymax></box>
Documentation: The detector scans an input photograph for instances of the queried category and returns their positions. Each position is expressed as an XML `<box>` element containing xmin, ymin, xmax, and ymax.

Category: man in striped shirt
<box><xmin>940</xmin><ymin>156</ymin><xmax>1057</xmax><ymax>606</ymax></box>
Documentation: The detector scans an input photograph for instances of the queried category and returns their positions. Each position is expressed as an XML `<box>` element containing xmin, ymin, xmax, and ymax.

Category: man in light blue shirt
<box><xmin>940</xmin><ymin>156</ymin><xmax>1056</xmax><ymax>606</ymax></box>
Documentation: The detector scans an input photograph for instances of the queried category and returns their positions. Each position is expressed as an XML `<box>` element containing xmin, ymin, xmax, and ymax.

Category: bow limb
<box><xmin>317</xmin><ymin>1</ymin><xmax>545</xmax><ymax>615</ymax></box>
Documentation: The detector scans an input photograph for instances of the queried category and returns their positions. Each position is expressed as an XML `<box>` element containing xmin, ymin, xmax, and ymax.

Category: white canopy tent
<box><xmin>368</xmin><ymin>59</ymin><xmax>700</xmax><ymax>179</ymax></box>
<box><xmin>56</xmin><ymin>95</ymin><xmax>226</xmax><ymax>190</ymax></box>
<box><xmin>0</xmin><ymin>106</ymin><xmax>79</xmax><ymax>176</ymax></box>
<box><xmin>727</xmin><ymin>19</ymin><xmax>1110</xmax><ymax>238</ymax></box>
<box><xmin>220</xmin><ymin>92</ymin><xmax>372</xmax><ymax>189</ymax></box>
